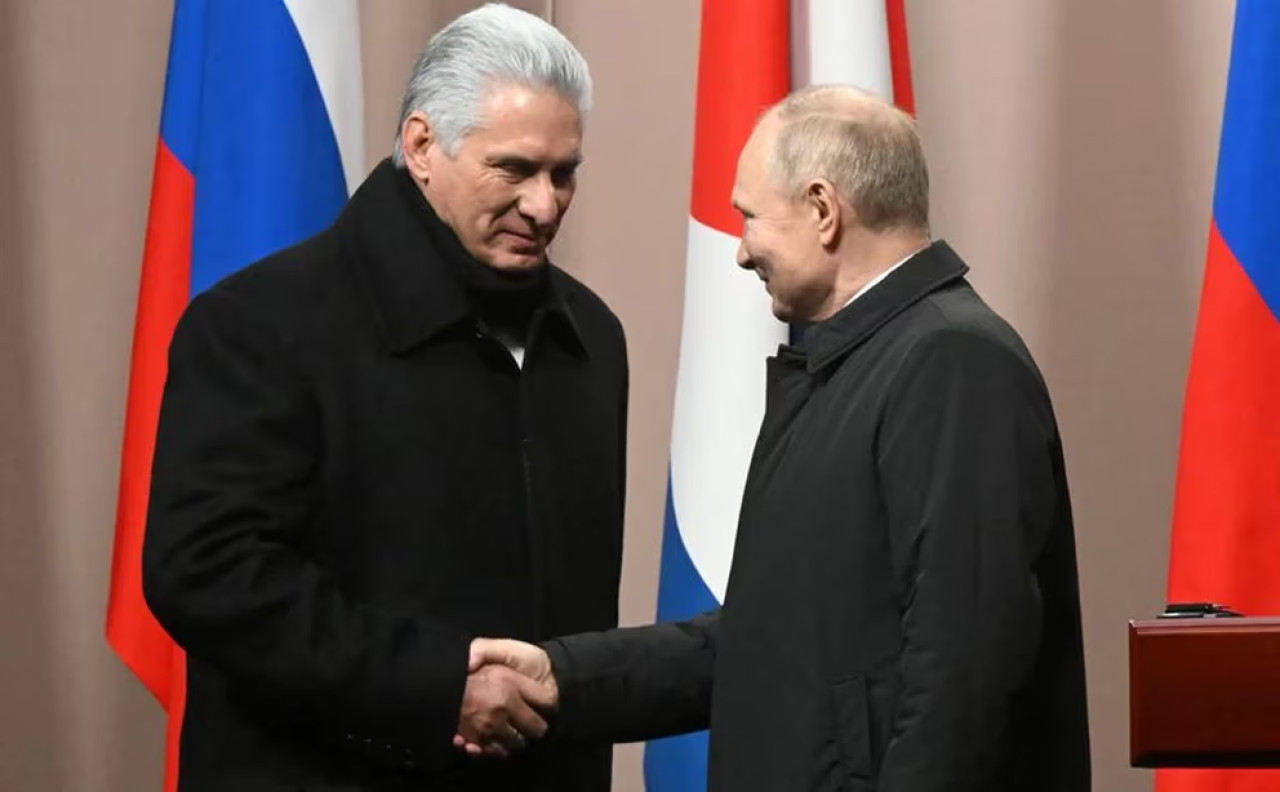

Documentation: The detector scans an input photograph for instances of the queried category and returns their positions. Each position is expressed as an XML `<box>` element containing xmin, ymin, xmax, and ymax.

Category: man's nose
<box><xmin>519</xmin><ymin>175</ymin><xmax>559</xmax><ymax>226</ymax></box>
<box><xmin>736</xmin><ymin>238</ymin><xmax>751</xmax><ymax>269</ymax></box>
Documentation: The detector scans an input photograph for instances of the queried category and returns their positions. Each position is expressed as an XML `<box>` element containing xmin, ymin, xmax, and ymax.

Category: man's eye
<box><xmin>497</xmin><ymin>161</ymin><xmax>534</xmax><ymax>179</ymax></box>
<box><xmin>551</xmin><ymin>166</ymin><xmax>577</xmax><ymax>187</ymax></box>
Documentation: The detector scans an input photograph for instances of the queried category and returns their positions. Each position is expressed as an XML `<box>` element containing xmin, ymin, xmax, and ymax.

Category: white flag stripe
<box><xmin>796</xmin><ymin>0</ymin><xmax>894</xmax><ymax>100</ymax></box>
<box><xmin>283</xmin><ymin>0</ymin><xmax>366</xmax><ymax>194</ymax></box>
<box><xmin>671</xmin><ymin>218</ymin><xmax>788</xmax><ymax>601</ymax></box>
<box><xmin>670</xmin><ymin>0</ymin><xmax>898</xmax><ymax>606</ymax></box>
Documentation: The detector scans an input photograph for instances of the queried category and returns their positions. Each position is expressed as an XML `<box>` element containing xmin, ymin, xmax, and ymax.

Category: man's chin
<box><xmin>484</xmin><ymin>250</ymin><xmax>547</xmax><ymax>271</ymax></box>
<box><xmin>768</xmin><ymin>294</ymin><xmax>795</xmax><ymax>324</ymax></box>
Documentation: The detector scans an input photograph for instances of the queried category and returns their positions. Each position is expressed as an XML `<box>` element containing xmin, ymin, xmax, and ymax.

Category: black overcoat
<box><xmin>143</xmin><ymin>160</ymin><xmax>629</xmax><ymax>791</ymax></box>
<box><xmin>546</xmin><ymin>241</ymin><xmax>1091</xmax><ymax>792</ymax></box>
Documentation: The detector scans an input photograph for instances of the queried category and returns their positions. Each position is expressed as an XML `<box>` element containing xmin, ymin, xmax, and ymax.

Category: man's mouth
<box><xmin>500</xmin><ymin>230</ymin><xmax>542</xmax><ymax>248</ymax></box>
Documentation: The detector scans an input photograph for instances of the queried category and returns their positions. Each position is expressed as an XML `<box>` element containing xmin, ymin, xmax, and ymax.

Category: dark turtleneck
<box><xmin>393</xmin><ymin>163</ymin><xmax>549</xmax><ymax>340</ymax></box>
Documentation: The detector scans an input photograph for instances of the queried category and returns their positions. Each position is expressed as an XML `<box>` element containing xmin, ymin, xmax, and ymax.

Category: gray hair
<box><xmin>769</xmin><ymin>84</ymin><xmax>929</xmax><ymax>232</ymax></box>
<box><xmin>392</xmin><ymin>3</ymin><xmax>592</xmax><ymax>164</ymax></box>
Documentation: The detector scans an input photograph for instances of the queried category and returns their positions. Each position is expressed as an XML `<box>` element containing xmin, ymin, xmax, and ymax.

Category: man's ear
<box><xmin>400</xmin><ymin>111</ymin><xmax>435</xmax><ymax>182</ymax></box>
<box><xmin>807</xmin><ymin>179</ymin><xmax>843</xmax><ymax>248</ymax></box>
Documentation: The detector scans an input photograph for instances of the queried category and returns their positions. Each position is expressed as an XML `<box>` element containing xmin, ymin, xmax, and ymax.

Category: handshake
<box><xmin>454</xmin><ymin>638</ymin><xmax>559</xmax><ymax>758</ymax></box>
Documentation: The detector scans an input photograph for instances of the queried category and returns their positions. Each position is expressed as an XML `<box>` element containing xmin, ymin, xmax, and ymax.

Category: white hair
<box><xmin>768</xmin><ymin>85</ymin><xmax>930</xmax><ymax>232</ymax></box>
<box><xmin>391</xmin><ymin>3</ymin><xmax>592</xmax><ymax>164</ymax></box>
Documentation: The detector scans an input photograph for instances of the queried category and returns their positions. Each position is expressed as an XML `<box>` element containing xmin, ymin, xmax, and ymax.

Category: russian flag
<box><xmin>1160</xmin><ymin>2</ymin><xmax>1280</xmax><ymax>791</ymax></box>
<box><xmin>644</xmin><ymin>1</ymin><xmax>913</xmax><ymax>788</ymax></box>
<box><xmin>104</xmin><ymin>2</ymin><xmax>363</xmax><ymax>789</ymax></box>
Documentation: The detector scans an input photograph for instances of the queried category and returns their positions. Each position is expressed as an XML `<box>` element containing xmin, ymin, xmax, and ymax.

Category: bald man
<box><xmin>463</xmin><ymin>85</ymin><xmax>1091</xmax><ymax>792</ymax></box>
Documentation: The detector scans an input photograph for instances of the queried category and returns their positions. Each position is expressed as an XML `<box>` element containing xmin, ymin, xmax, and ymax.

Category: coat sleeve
<box><xmin>541</xmin><ymin>610</ymin><xmax>718</xmax><ymax>742</ymax></box>
<box><xmin>874</xmin><ymin>327</ymin><xmax>1059</xmax><ymax>791</ymax></box>
<box><xmin>142</xmin><ymin>287</ymin><xmax>472</xmax><ymax>763</ymax></box>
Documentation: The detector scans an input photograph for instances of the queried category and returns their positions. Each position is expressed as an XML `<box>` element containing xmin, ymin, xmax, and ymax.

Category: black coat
<box><xmin>142</xmin><ymin>160</ymin><xmax>629</xmax><ymax>791</ymax></box>
<box><xmin>544</xmin><ymin>242</ymin><xmax>1091</xmax><ymax>792</ymax></box>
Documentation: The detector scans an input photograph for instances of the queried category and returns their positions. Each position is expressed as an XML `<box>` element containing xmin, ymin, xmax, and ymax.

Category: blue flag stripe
<box><xmin>645</xmin><ymin>472</ymin><xmax>718</xmax><ymax>789</ymax></box>
<box><xmin>1212</xmin><ymin>0</ymin><xmax>1280</xmax><ymax>320</ymax></box>
<box><xmin>189</xmin><ymin>0</ymin><xmax>349</xmax><ymax>297</ymax></box>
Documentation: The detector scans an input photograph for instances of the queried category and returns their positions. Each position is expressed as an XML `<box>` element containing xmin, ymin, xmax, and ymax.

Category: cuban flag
<box><xmin>104</xmin><ymin>2</ymin><xmax>364</xmax><ymax>789</ymax></box>
<box><xmin>644</xmin><ymin>1</ymin><xmax>913</xmax><ymax>788</ymax></box>
<box><xmin>1161</xmin><ymin>2</ymin><xmax>1280</xmax><ymax>791</ymax></box>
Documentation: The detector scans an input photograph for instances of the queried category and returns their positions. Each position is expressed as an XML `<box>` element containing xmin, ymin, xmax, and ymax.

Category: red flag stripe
<box><xmin>886</xmin><ymin>0</ymin><xmax>915</xmax><ymax>115</ymax></box>
<box><xmin>1168</xmin><ymin>222</ymin><xmax>1280</xmax><ymax>610</ymax></box>
<box><xmin>163</xmin><ymin>650</ymin><xmax>187</xmax><ymax>792</ymax></box>
<box><xmin>689</xmin><ymin>0</ymin><xmax>791</xmax><ymax>237</ymax></box>
<box><xmin>105</xmin><ymin>139</ymin><xmax>192</xmax><ymax>709</ymax></box>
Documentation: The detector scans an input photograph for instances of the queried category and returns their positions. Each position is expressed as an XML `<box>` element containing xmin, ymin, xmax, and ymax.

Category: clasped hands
<box><xmin>455</xmin><ymin>638</ymin><xmax>557</xmax><ymax>758</ymax></box>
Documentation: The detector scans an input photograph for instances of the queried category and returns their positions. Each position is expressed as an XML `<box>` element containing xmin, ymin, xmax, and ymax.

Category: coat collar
<box><xmin>337</xmin><ymin>158</ymin><xmax>586</xmax><ymax>357</ymax></box>
<box><xmin>800</xmin><ymin>239</ymin><xmax>970</xmax><ymax>373</ymax></box>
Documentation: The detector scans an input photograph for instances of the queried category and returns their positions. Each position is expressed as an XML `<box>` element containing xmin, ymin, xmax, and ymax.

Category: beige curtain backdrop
<box><xmin>0</xmin><ymin>0</ymin><xmax>1237</xmax><ymax>789</ymax></box>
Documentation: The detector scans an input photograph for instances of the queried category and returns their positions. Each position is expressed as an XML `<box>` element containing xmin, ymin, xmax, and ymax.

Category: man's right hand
<box><xmin>468</xmin><ymin>638</ymin><xmax>557</xmax><ymax>692</ymax></box>
<box><xmin>456</xmin><ymin>659</ymin><xmax>556</xmax><ymax>759</ymax></box>
<box><xmin>455</xmin><ymin>638</ymin><xmax>559</xmax><ymax>757</ymax></box>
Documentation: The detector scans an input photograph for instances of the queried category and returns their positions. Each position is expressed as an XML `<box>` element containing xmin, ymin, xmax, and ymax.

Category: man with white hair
<box><xmin>142</xmin><ymin>4</ymin><xmax>625</xmax><ymax>789</ymax></box>
<box><xmin>466</xmin><ymin>85</ymin><xmax>1093</xmax><ymax>791</ymax></box>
